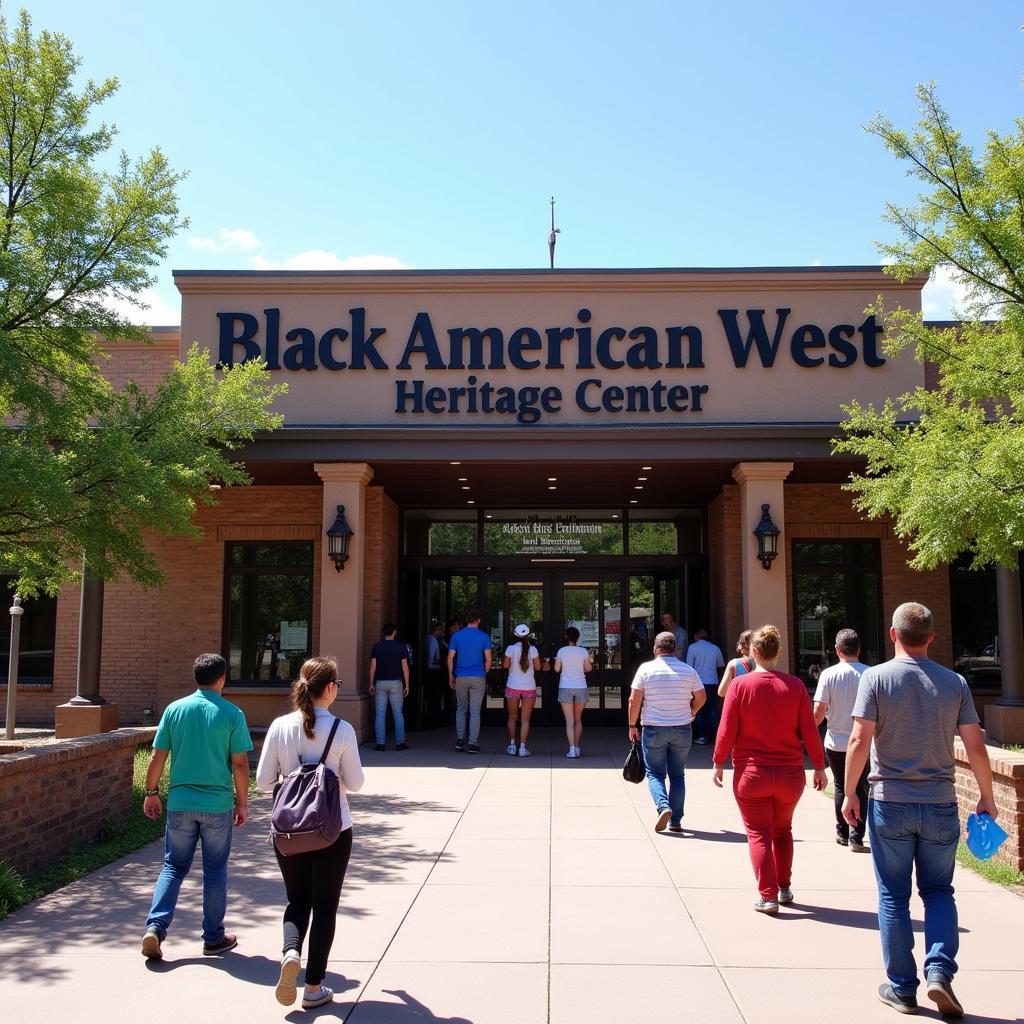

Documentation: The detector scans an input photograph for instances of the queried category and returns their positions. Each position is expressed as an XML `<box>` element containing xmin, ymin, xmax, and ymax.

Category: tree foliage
<box><xmin>0</xmin><ymin>8</ymin><xmax>284</xmax><ymax>595</ymax></box>
<box><xmin>835</xmin><ymin>83</ymin><xmax>1024</xmax><ymax>570</ymax></box>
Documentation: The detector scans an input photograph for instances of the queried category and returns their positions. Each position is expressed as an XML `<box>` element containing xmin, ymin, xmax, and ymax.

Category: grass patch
<box><xmin>0</xmin><ymin>746</ymin><xmax>165</xmax><ymax>920</ymax></box>
<box><xmin>956</xmin><ymin>845</ymin><xmax>1024</xmax><ymax>891</ymax></box>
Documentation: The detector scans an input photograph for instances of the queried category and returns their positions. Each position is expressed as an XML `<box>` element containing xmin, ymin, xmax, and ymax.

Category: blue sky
<box><xmin>18</xmin><ymin>0</ymin><xmax>1024</xmax><ymax>322</ymax></box>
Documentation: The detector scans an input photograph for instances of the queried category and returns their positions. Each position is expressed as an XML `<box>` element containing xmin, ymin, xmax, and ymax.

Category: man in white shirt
<box><xmin>813</xmin><ymin>627</ymin><xmax>871</xmax><ymax>851</ymax></box>
<box><xmin>660</xmin><ymin>612</ymin><xmax>688</xmax><ymax>658</ymax></box>
<box><xmin>628</xmin><ymin>631</ymin><xmax>706</xmax><ymax>833</ymax></box>
<box><xmin>685</xmin><ymin>628</ymin><xmax>725</xmax><ymax>744</ymax></box>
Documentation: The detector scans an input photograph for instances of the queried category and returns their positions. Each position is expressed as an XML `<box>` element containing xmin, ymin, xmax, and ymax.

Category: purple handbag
<box><xmin>270</xmin><ymin>717</ymin><xmax>344</xmax><ymax>856</ymax></box>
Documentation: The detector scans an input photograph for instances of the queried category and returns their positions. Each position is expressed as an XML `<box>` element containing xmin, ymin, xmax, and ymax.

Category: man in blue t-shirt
<box><xmin>140</xmin><ymin>653</ymin><xmax>253</xmax><ymax>961</ymax></box>
<box><xmin>446</xmin><ymin>608</ymin><xmax>492</xmax><ymax>753</ymax></box>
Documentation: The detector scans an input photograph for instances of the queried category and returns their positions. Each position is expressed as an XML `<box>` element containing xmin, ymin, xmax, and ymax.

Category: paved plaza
<box><xmin>0</xmin><ymin>727</ymin><xmax>1020</xmax><ymax>1023</ymax></box>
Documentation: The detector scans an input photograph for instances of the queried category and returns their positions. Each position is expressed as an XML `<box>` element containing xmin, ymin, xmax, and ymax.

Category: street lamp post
<box><xmin>5</xmin><ymin>593</ymin><xmax>23</xmax><ymax>740</ymax></box>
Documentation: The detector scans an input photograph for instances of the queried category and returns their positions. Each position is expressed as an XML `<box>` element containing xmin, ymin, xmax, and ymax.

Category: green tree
<box><xmin>835</xmin><ymin>83</ymin><xmax>1024</xmax><ymax>570</ymax></box>
<box><xmin>0</xmin><ymin>8</ymin><xmax>284</xmax><ymax>594</ymax></box>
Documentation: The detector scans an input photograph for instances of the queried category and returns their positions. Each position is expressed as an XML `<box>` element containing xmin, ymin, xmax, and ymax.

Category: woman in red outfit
<box><xmin>712</xmin><ymin>624</ymin><xmax>827</xmax><ymax>914</ymax></box>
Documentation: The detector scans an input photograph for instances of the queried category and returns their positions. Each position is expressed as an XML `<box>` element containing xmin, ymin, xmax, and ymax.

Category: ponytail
<box><xmin>291</xmin><ymin>656</ymin><xmax>338</xmax><ymax>739</ymax></box>
<box><xmin>519</xmin><ymin>640</ymin><xmax>531</xmax><ymax>672</ymax></box>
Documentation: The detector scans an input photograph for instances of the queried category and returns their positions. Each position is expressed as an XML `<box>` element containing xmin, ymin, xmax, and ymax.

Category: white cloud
<box><xmin>251</xmin><ymin>250</ymin><xmax>411</xmax><ymax>271</ymax></box>
<box><xmin>922</xmin><ymin>265</ymin><xmax>973</xmax><ymax>319</ymax></box>
<box><xmin>187</xmin><ymin>227</ymin><xmax>262</xmax><ymax>253</ymax></box>
<box><xmin>103</xmin><ymin>286</ymin><xmax>179</xmax><ymax>326</ymax></box>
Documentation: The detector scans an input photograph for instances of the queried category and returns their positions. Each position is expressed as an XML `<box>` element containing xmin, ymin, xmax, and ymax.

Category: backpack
<box><xmin>270</xmin><ymin>717</ymin><xmax>343</xmax><ymax>856</ymax></box>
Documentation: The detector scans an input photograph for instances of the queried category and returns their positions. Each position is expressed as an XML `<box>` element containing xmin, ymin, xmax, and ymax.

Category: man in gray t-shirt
<box><xmin>842</xmin><ymin>602</ymin><xmax>996</xmax><ymax>1018</ymax></box>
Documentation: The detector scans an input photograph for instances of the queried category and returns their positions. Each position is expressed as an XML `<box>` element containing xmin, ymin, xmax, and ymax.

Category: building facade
<box><xmin>4</xmin><ymin>267</ymin><xmax>998</xmax><ymax>737</ymax></box>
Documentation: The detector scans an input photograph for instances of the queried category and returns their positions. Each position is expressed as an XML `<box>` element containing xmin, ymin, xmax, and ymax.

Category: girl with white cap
<box><xmin>502</xmin><ymin>623</ymin><xmax>541</xmax><ymax>756</ymax></box>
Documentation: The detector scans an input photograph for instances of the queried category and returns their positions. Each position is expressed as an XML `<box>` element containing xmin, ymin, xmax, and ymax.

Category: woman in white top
<box><xmin>555</xmin><ymin>625</ymin><xmax>592</xmax><ymax>758</ymax></box>
<box><xmin>256</xmin><ymin>657</ymin><xmax>365</xmax><ymax>1011</ymax></box>
<box><xmin>502</xmin><ymin>623</ymin><xmax>541</xmax><ymax>757</ymax></box>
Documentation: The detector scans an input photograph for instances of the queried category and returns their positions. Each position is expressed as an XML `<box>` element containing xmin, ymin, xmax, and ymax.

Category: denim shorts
<box><xmin>558</xmin><ymin>687</ymin><xmax>589</xmax><ymax>704</ymax></box>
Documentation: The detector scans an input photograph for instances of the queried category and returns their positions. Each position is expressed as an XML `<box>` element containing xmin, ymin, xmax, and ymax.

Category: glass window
<box><xmin>225</xmin><ymin>542</ymin><xmax>313</xmax><ymax>684</ymax></box>
<box><xmin>628</xmin><ymin>509</ymin><xmax>704</xmax><ymax>556</ymax></box>
<box><xmin>949</xmin><ymin>555</ymin><xmax>1001</xmax><ymax>685</ymax></box>
<box><xmin>792</xmin><ymin>540</ymin><xmax>883</xmax><ymax>684</ymax></box>
<box><xmin>484</xmin><ymin>510</ymin><xmax>624</xmax><ymax>556</ymax></box>
<box><xmin>404</xmin><ymin>510</ymin><xmax>478</xmax><ymax>556</ymax></box>
<box><xmin>0</xmin><ymin>577</ymin><xmax>56</xmax><ymax>682</ymax></box>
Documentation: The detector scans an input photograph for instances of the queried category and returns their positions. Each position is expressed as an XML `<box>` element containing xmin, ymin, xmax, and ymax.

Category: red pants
<box><xmin>733</xmin><ymin>764</ymin><xmax>806</xmax><ymax>900</ymax></box>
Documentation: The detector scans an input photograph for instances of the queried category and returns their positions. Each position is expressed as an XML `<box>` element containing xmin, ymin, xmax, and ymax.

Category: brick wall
<box><xmin>0</xmin><ymin>728</ymin><xmax>154</xmax><ymax>876</ymax></box>
<box><xmin>954</xmin><ymin>738</ymin><xmax>1024</xmax><ymax>871</ymax></box>
<box><xmin>96</xmin><ymin>335</ymin><xmax>179</xmax><ymax>393</ymax></box>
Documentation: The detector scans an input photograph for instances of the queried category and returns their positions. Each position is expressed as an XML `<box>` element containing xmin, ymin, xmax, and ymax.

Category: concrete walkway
<box><xmin>0</xmin><ymin>728</ymin><xmax>1021</xmax><ymax>1023</ymax></box>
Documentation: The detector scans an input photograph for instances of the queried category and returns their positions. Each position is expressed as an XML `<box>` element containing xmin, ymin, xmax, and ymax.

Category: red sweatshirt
<box><xmin>712</xmin><ymin>669</ymin><xmax>825</xmax><ymax>771</ymax></box>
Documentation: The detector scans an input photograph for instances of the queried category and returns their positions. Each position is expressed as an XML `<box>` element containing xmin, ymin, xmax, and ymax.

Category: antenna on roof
<box><xmin>548</xmin><ymin>196</ymin><xmax>561</xmax><ymax>270</ymax></box>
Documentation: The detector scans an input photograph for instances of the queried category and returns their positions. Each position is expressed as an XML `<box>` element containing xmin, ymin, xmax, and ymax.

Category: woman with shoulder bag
<box><xmin>256</xmin><ymin>657</ymin><xmax>365</xmax><ymax>1010</ymax></box>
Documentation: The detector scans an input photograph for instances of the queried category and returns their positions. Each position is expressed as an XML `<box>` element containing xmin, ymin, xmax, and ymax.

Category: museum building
<box><xmin>1</xmin><ymin>267</ymin><xmax>1007</xmax><ymax>738</ymax></box>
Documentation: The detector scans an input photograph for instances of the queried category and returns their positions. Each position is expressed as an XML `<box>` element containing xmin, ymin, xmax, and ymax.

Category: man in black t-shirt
<box><xmin>369</xmin><ymin>623</ymin><xmax>410</xmax><ymax>751</ymax></box>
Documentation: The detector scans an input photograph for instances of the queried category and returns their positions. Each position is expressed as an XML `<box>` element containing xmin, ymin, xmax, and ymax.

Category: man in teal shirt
<box><xmin>140</xmin><ymin>653</ymin><xmax>253</xmax><ymax>959</ymax></box>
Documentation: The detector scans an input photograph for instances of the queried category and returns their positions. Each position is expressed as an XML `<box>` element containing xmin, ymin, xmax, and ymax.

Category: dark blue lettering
<box><xmin>395</xmin><ymin>379</ymin><xmax>424</xmax><ymax>413</ymax></box>
<box><xmin>602</xmin><ymin>385</ymin><xmax>624</xmax><ymax>412</ymax></box>
<box><xmin>859</xmin><ymin>315</ymin><xmax>885</xmax><ymax>367</ymax></box>
<box><xmin>827</xmin><ymin>324</ymin><xmax>857</xmax><ymax>368</ymax></box>
<box><xmin>791</xmin><ymin>324</ymin><xmax>826</xmax><ymax>367</ymax></box>
<box><xmin>576</xmin><ymin>378</ymin><xmax>601</xmax><ymax>412</ymax></box>
<box><xmin>217</xmin><ymin>312</ymin><xmax>260</xmax><ymax>367</ymax></box>
<box><xmin>576</xmin><ymin>309</ymin><xmax>593</xmax><ymax>368</ymax></box>
<box><xmin>283</xmin><ymin>327</ymin><xmax>317</xmax><ymax>371</ymax></box>
<box><xmin>424</xmin><ymin>387</ymin><xmax>447</xmax><ymax>413</ymax></box>
<box><xmin>397</xmin><ymin>313</ymin><xmax>445</xmax><ymax>369</ymax></box>
<box><xmin>264</xmin><ymin>307</ymin><xmax>281</xmax><ymax>369</ymax></box>
<box><xmin>448</xmin><ymin>327</ymin><xmax>505</xmax><ymax>369</ymax></box>
<box><xmin>666</xmin><ymin>325</ymin><xmax>704</xmax><ymax>368</ymax></box>
<box><xmin>667</xmin><ymin>385</ymin><xmax>689</xmax><ymax>412</ymax></box>
<box><xmin>545</xmin><ymin>326</ymin><xmax>572</xmax><ymax>368</ymax></box>
<box><xmin>348</xmin><ymin>307</ymin><xmax>387</xmax><ymax>369</ymax></box>
<box><xmin>718</xmin><ymin>308</ymin><xmax>790</xmax><ymax>367</ymax></box>
<box><xmin>596</xmin><ymin>327</ymin><xmax>626</xmax><ymax>369</ymax></box>
<box><xmin>540</xmin><ymin>386</ymin><xmax>561</xmax><ymax>413</ymax></box>
<box><xmin>626</xmin><ymin>326</ymin><xmax>661</xmax><ymax>369</ymax></box>
<box><xmin>689</xmin><ymin>383</ymin><xmax>708</xmax><ymax>411</ymax></box>
<box><xmin>318</xmin><ymin>327</ymin><xmax>348</xmax><ymax>370</ymax></box>
<box><xmin>508</xmin><ymin>327</ymin><xmax>542</xmax><ymax>370</ymax></box>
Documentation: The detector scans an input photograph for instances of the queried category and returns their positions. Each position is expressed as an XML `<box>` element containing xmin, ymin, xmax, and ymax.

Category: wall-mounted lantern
<box><xmin>326</xmin><ymin>504</ymin><xmax>354</xmax><ymax>572</ymax></box>
<box><xmin>753</xmin><ymin>503</ymin><xmax>781</xmax><ymax>570</ymax></box>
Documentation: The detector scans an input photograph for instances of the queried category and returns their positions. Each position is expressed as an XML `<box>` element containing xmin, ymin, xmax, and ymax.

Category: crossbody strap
<box><xmin>318</xmin><ymin>717</ymin><xmax>342</xmax><ymax>764</ymax></box>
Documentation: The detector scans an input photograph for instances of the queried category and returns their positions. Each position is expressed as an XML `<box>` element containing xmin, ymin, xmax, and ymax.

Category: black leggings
<box><xmin>825</xmin><ymin>748</ymin><xmax>869</xmax><ymax>842</ymax></box>
<box><xmin>274</xmin><ymin>827</ymin><xmax>353</xmax><ymax>986</ymax></box>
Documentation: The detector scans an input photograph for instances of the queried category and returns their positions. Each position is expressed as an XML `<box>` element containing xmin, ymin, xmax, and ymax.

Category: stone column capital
<box><xmin>731</xmin><ymin>462</ymin><xmax>794</xmax><ymax>486</ymax></box>
<box><xmin>314</xmin><ymin>462</ymin><xmax>374</xmax><ymax>487</ymax></box>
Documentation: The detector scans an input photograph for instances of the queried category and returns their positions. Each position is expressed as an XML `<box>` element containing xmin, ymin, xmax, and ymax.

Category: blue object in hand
<box><xmin>965</xmin><ymin>812</ymin><xmax>1009</xmax><ymax>861</ymax></box>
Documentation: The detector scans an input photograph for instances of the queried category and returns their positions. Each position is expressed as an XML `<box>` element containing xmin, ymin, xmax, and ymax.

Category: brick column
<box><xmin>314</xmin><ymin>462</ymin><xmax>374</xmax><ymax>739</ymax></box>
<box><xmin>731</xmin><ymin>462</ymin><xmax>794</xmax><ymax>669</ymax></box>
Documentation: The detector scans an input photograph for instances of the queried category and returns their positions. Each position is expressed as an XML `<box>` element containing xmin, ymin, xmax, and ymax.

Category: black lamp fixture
<box><xmin>326</xmin><ymin>504</ymin><xmax>354</xmax><ymax>572</ymax></box>
<box><xmin>753</xmin><ymin>503</ymin><xmax>781</xmax><ymax>570</ymax></box>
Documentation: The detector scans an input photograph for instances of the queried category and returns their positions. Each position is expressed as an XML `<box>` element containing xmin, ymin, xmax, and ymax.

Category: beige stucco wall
<box><xmin>177</xmin><ymin>269</ymin><xmax>925</xmax><ymax>428</ymax></box>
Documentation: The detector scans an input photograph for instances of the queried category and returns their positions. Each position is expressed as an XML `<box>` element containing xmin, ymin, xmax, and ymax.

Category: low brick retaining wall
<box><xmin>954</xmin><ymin>737</ymin><xmax>1024</xmax><ymax>872</ymax></box>
<box><xmin>0</xmin><ymin>727</ymin><xmax>155</xmax><ymax>877</ymax></box>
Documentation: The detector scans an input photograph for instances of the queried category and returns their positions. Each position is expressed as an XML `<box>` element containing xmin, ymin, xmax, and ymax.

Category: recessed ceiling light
<box><xmin>458</xmin><ymin>477</ymin><xmax>467</xmax><ymax>481</ymax></box>
<box><xmin>611</xmin><ymin>514</ymin><xmax>619</xmax><ymax>519</ymax></box>
<box><xmin>634</xmin><ymin>485</ymin><xmax>644</xmax><ymax>490</ymax></box>
<box><xmin>638</xmin><ymin>477</ymin><xmax>648</xmax><ymax>481</ymax></box>
<box><xmin>485</xmin><ymin>514</ymin><xmax>493</xmax><ymax>519</ymax></box>
<box><xmin>450</xmin><ymin>461</ymin><xmax>461</xmax><ymax>465</ymax></box>
<box><xmin>642</xmin><ymin>465</ymin><xmax>652</xmax><ymax>470</ymax></box>
<box><xmin>547</xmin><ymin>477</ymin><xmax>557</xmax><ymax>481</ymax></box>
<box><xmin>548</xmin><ymin>486</ymin><xmax>557</xmax><ymax>490</ymax></box>
<box><xmin>461</xmin><ymin>486</ymin><xmax>471</xmax><ymax>491</ymax></box>
<box><xmin>630</xmin><ymin>499</ymin><xmax>638</xmax><ymax>504</ymax></box>
<box><xmin>467</xmin><ymin>500</ymin><xmax>475</xmax><ymax>504</ymax></box>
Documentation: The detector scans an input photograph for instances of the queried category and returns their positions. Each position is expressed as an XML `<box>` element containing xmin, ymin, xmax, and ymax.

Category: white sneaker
<box><xmin>506</xmin><ymin>742</ymin><xmax>517</xmax><ymax>756</ymax></box>
<box><xmin>566</xmin><ymin>747</ymin><xmax>577</xmax><ymax>758</ymax></box>
<box><xmin>275</xmin><ymin>950</ymin><xmax>301</xmax><ymax>1006</ymax></box>
<box><xmin>518</xmin><ymin>745</ymin><xmax>530</xmax><ymax>757</ymax></box>
<box><xmin>573</xmin><ymin>746</ymin><xmax>581</xmax><ymax>758</ymax></box>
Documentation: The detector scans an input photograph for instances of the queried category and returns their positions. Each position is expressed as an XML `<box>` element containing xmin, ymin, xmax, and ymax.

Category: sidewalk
<box><xmin>0</xmin><ymin>727</ymin><xmax>1020</xmax><ymax>1023</ymax></box>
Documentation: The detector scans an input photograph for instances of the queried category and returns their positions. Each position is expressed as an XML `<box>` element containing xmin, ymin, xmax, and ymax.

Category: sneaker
<box><xmin>467</xmin><ymin>743</ymin><xmax>480</xmax><ymax>753</ymax></box>
<box><xmin>777</xmin><ymin>887</ymin><xmax>794</xmax><ymax>904</ymax></box>
<box><xmin>668</xmin><ymin>822</ymin><xmax>684</xmax><ymax>833</ymax></box>
<box><xmin>850</xmin><ymin>836</ymin><xmax>869</xmax><ymax>853</ymax></box>
<box><xmin>141</xmin><ymin>929</ymin><xmax>162</xmax><ymax>960</ymax></box>
<box><xmin>301</xmin><ymin>985</ymin><xmax>334</xmax><ymax>1010</ymax></box>
<box><xmin>694</xmin><ymin>737</ymin><xmax>708</xmax><ymax>745</ymax></box>
<box><xmin>275</xmin><ymin>950</ymin><xmax>301</xmax><ymax>1006</ymax></box>
<box><xmin>926</xmin><ymin>975</ymin><xmax>963</xmax><ymax>1017</ymax></box>
<box><xmin>374</xmin><ymin>743</ymin><xmax>386</xmax><ymax>752</ymax></box>
<box><xmin>506</xmin><ymin>742</ymin><xmax>518</xmax><ymax>756</ymax></box>
<box><xmin>202</xmin><ymin>933</ymin><xmax>238</xmax><ymax>956</ymax></box>
<box><xmin>395</xmin><ymin>742</ymin><xmax>410</xmax><ymax>751</ymax></box>
<box><xmin>518</xmin><ymin>745</ymin><xmax>531</xmax><ymax>757</ymax></box>
<box><xmin>455</xmin><ymin>738</ymin><xmax>466</xmax><ymax>752</ymax></box>
<box><xmin>836</xmin><ymin>835</ymin><xmax>849</xmax><ymax>847</ymax></box>
<box><xmin>574</xmin><ymin>746</ymin><xmax>581</xmax><ymax>757</ymax></box>
<box><xmin>877</xmin><ymin>983</ymin><xmax>919</xmax><ymax>1014</ymax></box>
<box><xmin>565</xmin><ymin>747</ymin><xmax>577</xmax><ymax>758</ymax></box>
<box><xmin>655</xmin><ymin>808</ymin><xmax>672</xmax><ymax>833</ymax></box>
<box><xmin>753</xmin><ymin>898</ymin><xmax>779</xmax><ymax>914</ymax></box>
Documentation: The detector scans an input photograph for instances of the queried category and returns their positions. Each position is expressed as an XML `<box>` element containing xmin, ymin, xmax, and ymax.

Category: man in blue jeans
<box><xmin>843</xmin><ymin>603</ymin><xmax>996</xmax><ymax>1017</ymax></box>
<box><xmin>369</xmin><ymin>622</ymin><xmax>410</xmax><ymax>751</ymax></box>
<box><xmin>447</xmin><ymin>608</ymin><xmax>492</xmax><ymax>753</ymax></box>
<box><xmin>627</xmin><ymin>631</ymin><xmax>706</xmax><ymax>833</ymax></box>
<box><xmin>140</xmin><ymin>653</ymin><xmax>253</xmax><ymax>959</ymax></box>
